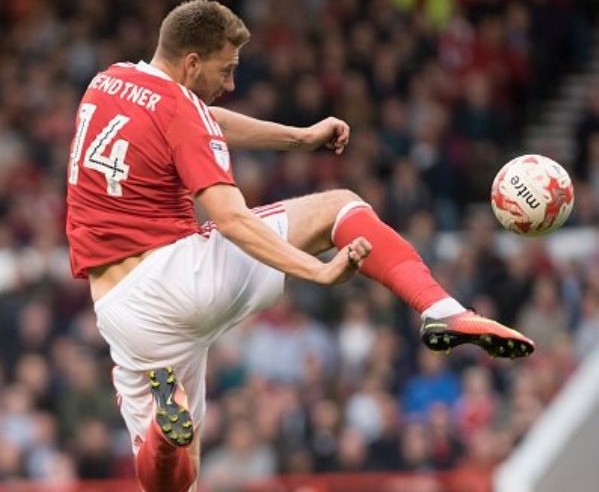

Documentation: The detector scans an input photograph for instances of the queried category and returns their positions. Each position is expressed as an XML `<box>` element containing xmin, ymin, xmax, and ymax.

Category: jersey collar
<box><xmin>135</xmin><ymin>61</ymin><xmax>173</xmax><ymax>81</ymax></box>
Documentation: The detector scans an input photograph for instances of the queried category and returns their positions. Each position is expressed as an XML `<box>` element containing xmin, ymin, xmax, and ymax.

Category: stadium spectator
<box><xmin>401</xmin><ymin>346</ymin><xmax>462</xmax><ymax>418</ymax></box>
<box><xmin>202</xmin><ymin>417</ymin><xmax>277</xmax><ymax>492</ymax></box>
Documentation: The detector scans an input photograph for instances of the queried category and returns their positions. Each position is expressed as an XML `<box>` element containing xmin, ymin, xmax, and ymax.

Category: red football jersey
<box><xmin>66</xmin><ymin>62</ymin><xmax>236</xmax><ymax>278</ymax></box>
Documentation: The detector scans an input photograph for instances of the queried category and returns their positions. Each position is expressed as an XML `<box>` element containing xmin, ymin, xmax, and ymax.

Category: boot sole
<box><xmin>149</xmin><ymin>367</ymin><xmax>194</xmax><ymax>447</ymax></box>
<box><xmin>421</xmin><ymin>328</ymin><xmax>534</xmax><ymax>359</ymax></box>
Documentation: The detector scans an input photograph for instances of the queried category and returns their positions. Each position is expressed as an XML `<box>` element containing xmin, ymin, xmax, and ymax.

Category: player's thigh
<box><xmin>283</xmin><ymin>188</ymin><xmax>363</xmax><ymax>254</ymax></box>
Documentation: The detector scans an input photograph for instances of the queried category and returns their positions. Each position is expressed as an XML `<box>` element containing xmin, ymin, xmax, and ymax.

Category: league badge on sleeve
<box><xmin>209</xmin><ymin>140</ymin><xmax>230</xmax><ymax>171</ymax></box>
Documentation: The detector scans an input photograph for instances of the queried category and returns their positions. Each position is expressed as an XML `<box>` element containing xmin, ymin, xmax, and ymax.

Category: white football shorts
<box><xmin>94</xmin><ymin>203</ymin><xmax>288</xmax><ymax>453</ymax></box>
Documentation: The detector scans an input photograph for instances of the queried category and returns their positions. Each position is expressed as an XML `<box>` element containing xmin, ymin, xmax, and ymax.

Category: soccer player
<box><xmin>65</xmin><ymin>1</ymin><xmax>535</xmax><ymax>491</ymax></box>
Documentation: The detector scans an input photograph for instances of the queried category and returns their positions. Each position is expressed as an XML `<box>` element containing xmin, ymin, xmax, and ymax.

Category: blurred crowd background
<box><xmin>1</xmin><ymin>0</ymin><xmax>599</xmax><ymax>490</ymax></box>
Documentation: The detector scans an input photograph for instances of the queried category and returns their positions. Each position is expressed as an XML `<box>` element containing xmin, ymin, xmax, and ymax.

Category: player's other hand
<box><xmin>318</xmin><ymin>237</ymin><xmax>372</xmax><ymax>285</ymax></box>
<box><xmin>304</xmin><ymin>117</ymin><xmax>350</xmax><ymax>155</ymax></box>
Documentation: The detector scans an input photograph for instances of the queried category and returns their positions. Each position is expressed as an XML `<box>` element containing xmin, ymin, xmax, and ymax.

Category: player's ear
<box><xmin>185</xmin><ymin>52</ymin><xmax>203</xmax><ymax>75</ymax></box>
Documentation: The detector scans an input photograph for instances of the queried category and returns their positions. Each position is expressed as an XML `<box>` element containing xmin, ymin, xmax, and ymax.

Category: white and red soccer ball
<box><xmin>490</xmin><ymin>154</ymin><xmax>575</xmax><ymax>236</ymax></box>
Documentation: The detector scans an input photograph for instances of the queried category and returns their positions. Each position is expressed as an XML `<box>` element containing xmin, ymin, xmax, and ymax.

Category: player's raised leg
<box><xmin>136</xmin><ymin>367</ymin><xmax>196</xmax><ymax>492</ymax></box>
<box><xmin>282</xmin><ymin>189</ymin><xmax>534</xmax><ymax>358</ymax></box>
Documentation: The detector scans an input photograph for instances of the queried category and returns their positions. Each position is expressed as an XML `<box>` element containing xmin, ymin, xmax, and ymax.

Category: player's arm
<box><xmin>196</xmin><ymin>184</ymin><xmax>370</xmax><ymax>285</ymax></box>
<box><xmin>209</xmin><ymin>107</ymin><xmax>350</xmax><ymax>155</ymax></box>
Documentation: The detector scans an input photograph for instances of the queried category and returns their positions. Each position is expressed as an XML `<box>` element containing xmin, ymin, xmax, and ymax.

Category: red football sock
<box><xmin>136</xmin><ymin>420</ymin><xmax>195</xmax><ymax>492</ymax></box>
<box><xmin>333</xmin><ymin>204</ymin><xmax>450</xmax><ymax>313</ymax></box>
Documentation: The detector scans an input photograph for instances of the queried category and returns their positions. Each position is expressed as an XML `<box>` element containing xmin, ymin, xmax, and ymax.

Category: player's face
<box><xmin>189</xmin><ymin>43</ymin><xmax>239</xmax><ymax>103</ymax></box>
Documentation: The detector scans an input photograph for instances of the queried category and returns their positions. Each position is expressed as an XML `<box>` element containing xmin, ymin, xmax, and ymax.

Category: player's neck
<box><xmin>149</xmin><ymin>57</ymin><xmax>182</xmax><ymax>84</ymax></box>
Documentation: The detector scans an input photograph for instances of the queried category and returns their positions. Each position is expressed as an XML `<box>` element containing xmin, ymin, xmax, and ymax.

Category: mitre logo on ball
<box><xmin>490</xmin><ymin>154</ymin><xmax>574</xmax><ymax>236</ymax></box>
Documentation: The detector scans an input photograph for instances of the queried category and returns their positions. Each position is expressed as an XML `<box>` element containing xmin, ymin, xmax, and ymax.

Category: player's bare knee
<box><xmin>324</xmin><ymin>188</ymin><xmax>364</xmax><ymax>210</ymax></box>
<box><xmin>285</xmin><ymin>188</ymin><xmax>367</xmax><ymax>254</ymax></box>
<box><xmin>315</xmin><ymin>189</ymin><xmax>366</xmax><ymax>223</ymax></box>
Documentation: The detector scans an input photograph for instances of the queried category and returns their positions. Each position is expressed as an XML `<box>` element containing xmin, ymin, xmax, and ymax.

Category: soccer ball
<box><xmin>490</xmin><ymin>154</ymin><xmax>575</xmax><ymax>236</ymax></box>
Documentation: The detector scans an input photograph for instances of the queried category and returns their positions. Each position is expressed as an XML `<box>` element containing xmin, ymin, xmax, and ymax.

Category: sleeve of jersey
<box><xmin>166</xmin><ymin>99</ymin><xmax>236</xmax><ymax>196</ymax></box>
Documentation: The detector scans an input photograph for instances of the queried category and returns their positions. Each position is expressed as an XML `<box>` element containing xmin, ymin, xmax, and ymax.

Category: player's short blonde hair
<box><xmin>158</xmin><ymin>0</ymin><xmax>250</xmax><ymax>60</ymax></box>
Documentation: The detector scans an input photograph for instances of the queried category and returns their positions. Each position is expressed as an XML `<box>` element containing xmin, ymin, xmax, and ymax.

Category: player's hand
<box><xmin>304</xmin><ymin>117</ymin><xmax>350</xmax><ymax>155</ymax></box>
<box><xmin>317</xmin><ymin>237</ymin><xmax>372</xmax><ymax>285</ymax></box>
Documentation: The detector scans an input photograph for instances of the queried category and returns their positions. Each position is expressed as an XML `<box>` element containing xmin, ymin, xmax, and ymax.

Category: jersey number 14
<box><xmin>68</xmin><ymin>103</ymin><xmax>131</xmax><ymax>197</ymax></box>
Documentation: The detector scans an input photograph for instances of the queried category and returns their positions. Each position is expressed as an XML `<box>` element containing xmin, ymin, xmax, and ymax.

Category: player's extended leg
<box><xmin>136</xmin><ymin>367</ymin><xmax>196</xmax><ymax>492</ymax></box>
<box><xmin>282</xmin><ymin>189</ymin><xmax>534</xmax><ymax>358</ymax></box>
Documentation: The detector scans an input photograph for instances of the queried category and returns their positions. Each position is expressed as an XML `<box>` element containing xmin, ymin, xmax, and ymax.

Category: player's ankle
<box><xmin>421</xmin><ymin>298</ymin><xmax>467</xmax><ymax>320</ymax></box>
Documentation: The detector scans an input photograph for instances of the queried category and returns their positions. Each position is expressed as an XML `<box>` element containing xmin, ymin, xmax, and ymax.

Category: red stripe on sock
<box><xmin>333</xmin><ymin>206</ymin><xmax>449</xmax><ymax>313</ymax></box>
